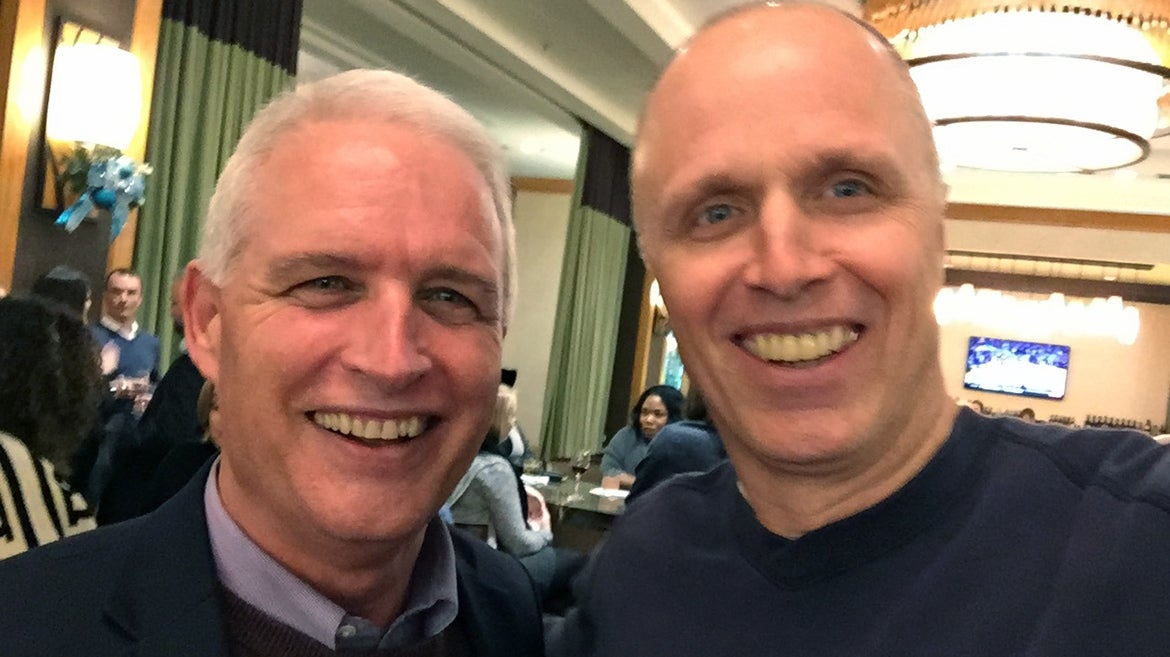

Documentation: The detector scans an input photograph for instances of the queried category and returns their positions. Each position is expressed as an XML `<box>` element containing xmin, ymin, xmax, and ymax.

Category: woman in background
<box><xmin>0</xmin><ymin>297</ymin><xmax>100</xmax><ymax>558</ymax></box>
<box><xmin>626</xmin><ymin>388</ymin><xmax>726</xmax><ymax>503</ymax></box>
<box><xmin>448</xmin><ymin>385</ymin><xmax>584</xmax><ymax>612</ymax></box>
<box><xmin>601</xmin><ymin>384</ymin><xmax>685</xmax><ymax>489</ymax></box>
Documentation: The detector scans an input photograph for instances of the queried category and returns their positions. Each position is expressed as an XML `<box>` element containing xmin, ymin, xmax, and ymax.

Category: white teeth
<box><xmin>312</xmin><ymin>412</ymin><xmax>427</xmax><ymax>441</ymax></box>
<box><xmin>743</xmin><ymin>325</ymin><xmax>858</xmax><ymax>363</ymax></box>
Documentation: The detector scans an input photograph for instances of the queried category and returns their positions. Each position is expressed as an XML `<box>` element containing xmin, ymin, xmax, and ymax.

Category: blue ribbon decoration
<box><xmin>56</xmin><ymin>155</ymin><xmax>149</xmax><ymax>240</ymax></box>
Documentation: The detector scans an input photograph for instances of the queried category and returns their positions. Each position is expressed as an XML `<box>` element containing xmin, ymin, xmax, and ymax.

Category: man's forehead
<box><xmin>636</xmin><ymin>5</ymin><xmax>925</xmax><ymax>181</ymax></box>
<box><xmin>656</xmin><ymin>5</ymin><xmax>894</xmax><ymax>103</ymax></box>
<box><xmin>108</xmin><ymin>274</ymin><xmax>140</xmax><ymax>289</ymax></box>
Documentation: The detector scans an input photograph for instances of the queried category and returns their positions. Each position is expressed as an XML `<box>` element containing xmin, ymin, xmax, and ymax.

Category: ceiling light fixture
<box><xmin>866</xmin><ymin>1</ymin><xmax>1170</xmax><ymax>173</ymax></box>
<box><xmin>934</xmin><ymin>285</ymin><xmax>1141</xmax><ymax>345</ymax></box>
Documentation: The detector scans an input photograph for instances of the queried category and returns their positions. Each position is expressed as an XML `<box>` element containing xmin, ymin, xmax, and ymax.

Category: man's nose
<box><xmin>742</xmin><ymin>196</ymin><xmax>833</xmax><ymax>299</ymax></box>
<box><xmin>341</xmin><ymin>290</ymin><xmax>432</xmax><ymax>388</ymax></box>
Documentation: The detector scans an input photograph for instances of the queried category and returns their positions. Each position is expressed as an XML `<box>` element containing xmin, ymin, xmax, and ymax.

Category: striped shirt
<box><xmin>0</xmin><ymin>432</ymin><xmax>95</xmax><ymax>559</ymax></box>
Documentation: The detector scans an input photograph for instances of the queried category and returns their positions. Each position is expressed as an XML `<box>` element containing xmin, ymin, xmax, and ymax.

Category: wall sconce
<box><xmin>41</xmin><ymin>33</ymin><xmax>149</xmax><ymax>239</ymax></box>
<box><xmin>45</xmin><ymin>43</ymin><xmax>142</xmax><ymax>149</ymax></box>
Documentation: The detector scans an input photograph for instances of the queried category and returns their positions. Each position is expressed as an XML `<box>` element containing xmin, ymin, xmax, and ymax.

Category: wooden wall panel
<box><xmin>0</xmin><ymin>0</ymin><xmax>46</xmax><ymax>290</ymax></box>
<box><xmin>947</xmin><ymin>202</ymin><xmax>1170</xmax><ymax>233</ymax></box>
<box><xmin>106</xmin><ymin>0</ymin><xmax>161</xmax><ymax>271</ymax></box>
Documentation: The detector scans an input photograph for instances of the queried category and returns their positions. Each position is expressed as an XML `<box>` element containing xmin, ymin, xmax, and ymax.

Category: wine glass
<box><xmin>566</xmin><ymin>449</ymin><xmax>592</xmax><ymax>501</ymax></box>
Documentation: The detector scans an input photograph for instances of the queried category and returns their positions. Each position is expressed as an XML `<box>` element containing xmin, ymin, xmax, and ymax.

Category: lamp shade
<box><xmin>45</xmin><ymin>44</ymin><xmax>142</xmax><ymax>149</ymax></box>
<box><xmin>866</xmin><ymin>1</ymin><xmax>1170</xmax><ymax>173</ymax></box>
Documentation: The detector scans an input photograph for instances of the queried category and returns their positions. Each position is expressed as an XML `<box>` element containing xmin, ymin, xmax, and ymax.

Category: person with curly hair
<box><xmin>0</xmin><ymin>297</ymin><xmax>99</xmax><ymax>558</ymax></box>
<box><xmin>600</xmin><ymin>384</ymin><xmax>685</xmax><ymax>489</ymax></box>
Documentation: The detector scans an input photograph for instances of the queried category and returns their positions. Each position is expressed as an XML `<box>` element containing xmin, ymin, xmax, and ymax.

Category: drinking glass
<box><xmin>566</xmin><ymin>449</ymin><xmax>592</xmax><ymax>501</ymax></box>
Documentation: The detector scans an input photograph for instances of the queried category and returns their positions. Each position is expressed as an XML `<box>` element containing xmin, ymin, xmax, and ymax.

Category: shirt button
<box><xmin>338</xmin><ymin>624</ymin><xmax>357</xmax><ymax>638</ymax></box>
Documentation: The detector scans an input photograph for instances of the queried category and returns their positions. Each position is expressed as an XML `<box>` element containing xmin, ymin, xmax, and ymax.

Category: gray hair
<box><xmin>199</xmin><ymin>69</ymin><xmax>517</xmax><ymax>325</ymax></box>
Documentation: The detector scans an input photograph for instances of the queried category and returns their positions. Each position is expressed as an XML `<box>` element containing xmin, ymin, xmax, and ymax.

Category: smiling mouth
<box><xmin>740</xmin><ymin>324</ymin><xmax>860</xmax><ymax>365</ymax></box>
<box><xmin>311</xmin><ymin>411</ymin><xmax>429</xmax><ymax>442</ymax></box>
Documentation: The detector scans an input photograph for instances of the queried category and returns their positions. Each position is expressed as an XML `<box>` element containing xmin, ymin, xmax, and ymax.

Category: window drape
<box><xmin>134</xmin><ymin>0</ymin><xmax>301</xmax><ymax>369</ymax></box>
<box><xmin>539</xmin><ymin>124</ymin><xmax>633</xmax><ymax>460</ymax></box>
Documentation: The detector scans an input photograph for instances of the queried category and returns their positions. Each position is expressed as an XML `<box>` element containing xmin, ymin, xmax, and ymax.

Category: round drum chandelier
<box><xmin>865</xmin><ymin>1</ymin><xmax>1170</xmax><ymax>173</ymax></box>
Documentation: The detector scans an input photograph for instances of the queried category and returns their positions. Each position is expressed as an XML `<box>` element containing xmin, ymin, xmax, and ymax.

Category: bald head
<box><xmin>625</xmin><ymin>2</ymin><xmax>954</xmax><ymax>505</ymax></box>
<box><xmin>633</xmin><ymin>2</ymin><xmax>941</xmax><ymax>232</ymax></box>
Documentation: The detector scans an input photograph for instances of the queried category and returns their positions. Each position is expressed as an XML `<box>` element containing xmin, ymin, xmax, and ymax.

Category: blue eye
<box><xmin>286</xmin><ymin>276</ymin><xmax>360</xmax><ymax>309</ymax></box>
<box><xmin>428</xmin><ymin>288</ymin><xmax>471</xmax><ymax>306</ymax></box>
<box><xmin>419</xmin><ymin>287</ymin><xmax>483</xmax><ymax>325</ymax></box>
<box><xmin>829</xmin><ymin>179</ymin><xmax>871</xmax><ymax>198</ymax></box>
<box><xmin>701</xmin><ymin>203</ymin><xmax>735</xmax><ymax>224</ymax></box>
<box><xmin>306</xmin><ymin>277</ymin><xmax>348</xmax><ymax>291</ymax></box>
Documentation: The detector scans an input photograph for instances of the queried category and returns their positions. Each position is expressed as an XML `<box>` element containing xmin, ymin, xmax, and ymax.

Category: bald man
<box><xmin>552</xmin><ymin>4</ymin><xmax>1170</xmax><ymax>656</ymax></box>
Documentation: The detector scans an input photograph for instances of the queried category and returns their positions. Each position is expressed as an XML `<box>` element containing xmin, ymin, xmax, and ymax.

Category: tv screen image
<box><xmin>963</xmin><ymin>336</ymin><xmax>1070</xmax><ymax>400</ymax></box>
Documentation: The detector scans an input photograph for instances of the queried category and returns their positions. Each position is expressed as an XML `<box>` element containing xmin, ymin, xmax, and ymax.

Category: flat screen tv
<box><xmin>963</xmin><ymin>336</ymin><xmax>1070</xmax><ymax>400</ymax></box>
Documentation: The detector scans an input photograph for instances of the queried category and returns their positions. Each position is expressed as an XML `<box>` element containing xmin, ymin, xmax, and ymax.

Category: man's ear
<box><xmin>183</xmin><ymin>261</ymin><xmax>222</xmax><ymax>384</ymax></box>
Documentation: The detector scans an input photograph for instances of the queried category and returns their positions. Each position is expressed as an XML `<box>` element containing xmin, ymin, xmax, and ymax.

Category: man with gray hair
<box><xmin>553</xmin><ymin>4</ymin><xmax>1170</xmax><ymax>656</ymax></box>
<box><xmin>0</xmin><ymin>69</ymin><xmax>541</xmax><ymax>657</ymax></box>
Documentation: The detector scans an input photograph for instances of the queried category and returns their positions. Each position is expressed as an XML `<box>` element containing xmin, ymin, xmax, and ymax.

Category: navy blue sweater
<box><xmin>553</xmin><ymin>408</ymin><xmax>1170</xmax><ymax>656</ymax></box>
<box><xmin>90</xmin><ymin>323</ymin><xmax>160</xmax><ymax>381</ymax></box>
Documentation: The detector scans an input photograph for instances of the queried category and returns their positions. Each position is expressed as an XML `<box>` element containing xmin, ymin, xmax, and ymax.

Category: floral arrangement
<box><xmin>55</xmin><ymin>144</ymin><xmax>152</xmax><ymax>240</ymax></box>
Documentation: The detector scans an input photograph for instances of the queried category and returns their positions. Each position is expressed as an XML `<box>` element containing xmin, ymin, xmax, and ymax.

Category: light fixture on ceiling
<box><xmin>934</xmin><ymin>285</ymin><xmax>1141</xmax><ymax>345</ymax></box>
<box><xmin>865</xmin><ymin>1</ymin><xmax>1170</xmax><ymax>173</ymax></box>
<box><xmin>44</xmin><ymin>40</ymin><xmax>150</xmax><ymax>238</ymax></box>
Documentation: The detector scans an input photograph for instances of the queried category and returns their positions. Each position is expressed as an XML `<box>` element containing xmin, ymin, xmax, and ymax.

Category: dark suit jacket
<box><xmin>0</xmin><ymin>463</ymin><xmax>544</xmax><ymax>657</ymax></box>
<box><xmin>98</xmin><ymin>352</ymin><xmax>206</xmax><ymax>524</ymax></box>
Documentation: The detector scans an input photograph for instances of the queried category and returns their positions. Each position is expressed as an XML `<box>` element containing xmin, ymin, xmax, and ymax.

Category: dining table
<box><xmin>525</xmin><ymin>474</ymin><xmax>626</xmax><ymax>552</ymax></box>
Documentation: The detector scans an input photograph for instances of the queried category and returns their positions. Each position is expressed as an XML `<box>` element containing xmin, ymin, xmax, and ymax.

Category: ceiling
<box><xmin>298</xmin><ymin>0</ymin><xmax>1170</xmax><ymax>292</ymax></box>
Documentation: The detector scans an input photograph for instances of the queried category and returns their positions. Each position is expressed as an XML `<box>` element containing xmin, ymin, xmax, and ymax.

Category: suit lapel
<box><xmin>104</xmin><ymin>463</ymin><xmax>229</xmax><ymax>657</ymax></box>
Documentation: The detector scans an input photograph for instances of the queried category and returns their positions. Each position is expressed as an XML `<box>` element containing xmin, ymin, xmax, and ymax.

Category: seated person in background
<box><xmin>448</xmin><ymin>385</ymin><xmax>586</xmax><ymax>612</ymax></box>
<box><xmin>1018</xmin><ymin>407</ymin><xmax>1036</xmax><ymax>422</ymax></box>
<box><xmin>601</xmin><ymin>384</ymin><xmax>684</xmax><ymax>489</ymax></box>
<box><xmin>0</xmin><ymin>297</ymin><xmax>99</xmax><ymax>558</ymax></box>
<box><xmin>497</xmin><ymin>369</ymin><xmax>534</xmax><ymax>470</ymax></box>
<box><xmin>626</xmin><ymin>388</ymin><xmax>726</xmax><ymax>503</ymax></box>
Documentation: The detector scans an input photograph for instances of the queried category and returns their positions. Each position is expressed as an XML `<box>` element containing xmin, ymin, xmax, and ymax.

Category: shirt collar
<box><xmin>204</xmin><ymin>459</ymin><xmax>459</xmax><ymax>649</ymax></box>
<box><xmin>100</xmin><ymin>315</ymin><xmax>139</xmax><ymax>340</ymax></box>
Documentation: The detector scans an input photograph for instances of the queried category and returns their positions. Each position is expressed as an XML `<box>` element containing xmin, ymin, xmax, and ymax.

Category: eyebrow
<box><xmin>266</xmin><ymin>253</ymin><xmax>365</xmax><ymax>283</ymax></box>
<box><xmin>659</xmin><ymin>172</ymin><xmax>746</xmax><ymax>221</ymax></box>
<box><xmin>802</xmin><ymin>148</ymin><xmax>904</xmax><ymax>177</ymax></box>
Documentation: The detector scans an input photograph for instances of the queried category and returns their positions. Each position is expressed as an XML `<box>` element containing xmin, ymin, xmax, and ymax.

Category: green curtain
<box><xmin>134</xmin><ymin>2</ymin><xmax>300</xmax><ymax>370</ymax></box>
<box><xmin>539</xmin><ymin>129</ymin><xmax>632</xmax><ymax>460</ymax></box>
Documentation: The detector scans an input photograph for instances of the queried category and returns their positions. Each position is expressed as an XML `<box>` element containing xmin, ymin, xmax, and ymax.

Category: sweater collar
<box><xmin>729</xmin><ymin>407</ymin><xmax>990</xmax><ymax>589</ymax></box>
<box><xmin>100</xmin><ymin>314</ymin><xmax>139</xmax><ymax>340</ymax></box>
